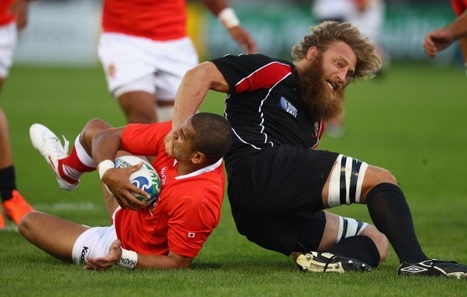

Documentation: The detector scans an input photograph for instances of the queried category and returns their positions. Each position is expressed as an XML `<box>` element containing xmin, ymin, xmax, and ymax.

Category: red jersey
<box><xmin>115</xmin><ymin>121</ymin><xmax>226</xmax><ymax>258</ymax></box>
<box><xmin>101</xmin><ymin>0</ymin><xmax>187</xmax><ymax>41</ymax></box>
<box><xmin>0</xmin><ymin>0</ymin><xmax>16</xmax><ymax>26</ymax></box>
<box><xmin>452</xmin><ymin>0</ymin><xmax>467</xmax><ymax>16</ymax></box>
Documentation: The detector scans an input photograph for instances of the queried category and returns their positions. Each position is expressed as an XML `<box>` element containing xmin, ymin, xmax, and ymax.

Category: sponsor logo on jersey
<box><xmin>80</xmin><ymin>246</ymin><xmax>89</xmax><ymax>264</ymax></box>
<box><xmin>160</xmin><ymin>166</ymin><xmax>167</xmax><ymax>185</ymax></box>
<box><xmin>278</xmin><ymin>97</ymin><xmax>297</xmax><ymax>118</ymax></box>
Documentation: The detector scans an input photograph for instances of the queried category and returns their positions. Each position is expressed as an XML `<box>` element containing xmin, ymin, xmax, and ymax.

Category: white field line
<box><xmin>33</xmin><ymin>202</ymin><xmax>101</xmax><ymax>211</ymax></box>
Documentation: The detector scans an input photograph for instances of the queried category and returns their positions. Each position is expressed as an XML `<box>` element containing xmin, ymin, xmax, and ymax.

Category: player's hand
<box><xmin>164</xmin><ymin>131</ymin><xmax>175</xmax><ymax>158</ymax></box>
<box><xmin>101</xmin><ymin>164</ymin><xmax>148</xmax><ymax>210</ymax></box>
<box><xmin>85</xmin><ymin>240</ymin><xmax>122</xmax><ymax>271</ymax></box>
<box><xmin>228</xmin><ymin>26</ymin><xmax>257</xmax><ymax>54</ymax></box>
<box><xmin>423</xmin><ymin>28</ymin><xmax>454</xmax><ymax>58</ymax></box>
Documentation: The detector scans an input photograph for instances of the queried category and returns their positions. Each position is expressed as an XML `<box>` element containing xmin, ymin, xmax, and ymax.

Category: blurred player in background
<box><xmin>22</xmin><ymin>112</ymin><xmax>232</xmax><ymax>270</ymax></box>
<box><xmin>423</xmin><ymin>0</ymin><xmax>467</xmax><ymax>76</ymax></box>
<box><xmin>0</xmin><ymin>0</ymin><xmax>34</xmax><ymax>228</ymax></box>
<box><xmin>311</xmin><ymin>0</ymin><xmax>388</xmax><ymax>137</ymax></box>
<box><xmin>98</xmin><ymin>0</ymin><xmax>257</xmax><ymax>124</ymax></box>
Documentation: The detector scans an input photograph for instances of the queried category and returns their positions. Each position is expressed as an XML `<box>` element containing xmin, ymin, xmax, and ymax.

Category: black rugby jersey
<box><xmin>211</xmin><ymin>54</ymin><xmax>324</xmax><ymax>165</ymax></box>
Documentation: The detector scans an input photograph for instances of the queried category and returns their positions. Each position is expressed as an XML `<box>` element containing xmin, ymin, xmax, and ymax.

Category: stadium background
<box><xmin>14</xmin><ymin>0</ymin><xmax>464</xmax><ymax>68</ymax></box>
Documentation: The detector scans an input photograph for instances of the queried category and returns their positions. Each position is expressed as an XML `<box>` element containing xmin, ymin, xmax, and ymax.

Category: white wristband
<box><xmin>118</xmin><ymin>249</ymin><xmax>138</xmax><ymax>270</ymax></box>
<box><xmin>98</xmin><ymin>160</ymin><xmax>114</xmax><ymax>180</ymax></box>
<box><xmin>218</xmin><ymin>7</ymin><xmax>240</xmax><ymax>29</ymax></box>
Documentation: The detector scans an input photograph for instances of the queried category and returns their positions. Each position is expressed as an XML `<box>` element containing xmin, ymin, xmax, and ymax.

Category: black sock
<box><xmin>329</xmin><ymin>236</ymin><xmax>381</xmax><ymax>267</ymax></box>
<box><xmin>366</xmin><ymin>183</ymin><xmax>427</xmax><ymax>263</ymax></box>
<box><xmin>0</xmin><ymin>165</ymin><xmax>16</xmax><ymax>202</ymax></box>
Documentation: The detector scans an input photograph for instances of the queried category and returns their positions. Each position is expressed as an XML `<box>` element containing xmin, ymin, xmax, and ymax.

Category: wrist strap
<box><xmin>218</xmin><ymin>7</ymin><xmax>240</xmax><ymax>29</ymax></box>
<box><xmin>118</xmin><ymin>249</ymin><xmax>138</xmax><ymax>270</ymax></box>
<box><xmin>98</xmin><ymin>160</ymin><xmax>114</xmax><ymax>180</ymax></box>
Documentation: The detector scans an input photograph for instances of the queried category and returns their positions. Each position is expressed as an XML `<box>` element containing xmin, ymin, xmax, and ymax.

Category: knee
<box><xmin>80</xmin><ymin>118</ymin><xmax>111</xmax><ymax>148</ymax></box>
<box><xmin>375</xmin><ymin>167</ymin><xmax>397</xmax><ymax>185</ymax></box>
<box><xmin>364</xmin><ymin>166</ymin><xmax>398</xmax><ymax>193</ymax></box>
<box><xmin>17</xmin><ymin>211</ymin><xmax>37</xmax><ymax>238</ymax></box>
<box><xmin>372</xmin><ymin>231</ymin><xmax>389</xmax><ymax>264</ymax></box>
<box><xmin>83</xmin><ymin>118</ymin><xmax>111</xmax><ymax>137</ymax></box>
<box><xmin>361</xmin><ymin>225</ymin><xmax>389</xmax><ymax>264</ymax></box>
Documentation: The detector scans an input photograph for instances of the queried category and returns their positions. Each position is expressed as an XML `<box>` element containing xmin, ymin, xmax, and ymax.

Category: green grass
<box><xmin>1</xmin><ymin>62</ymin><xmax>467</xmax><ymax>296</ymax></box>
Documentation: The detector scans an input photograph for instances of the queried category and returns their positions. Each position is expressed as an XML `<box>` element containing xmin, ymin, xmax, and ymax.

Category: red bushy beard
<box><xmin>298</xmin><ymin>55</ymin><xmax>345</xmax><ymax>122</ymax></box>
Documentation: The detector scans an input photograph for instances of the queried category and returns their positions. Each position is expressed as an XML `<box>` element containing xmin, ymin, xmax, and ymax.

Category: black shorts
<box><xmin>226</xmin><ymin>145</ymin><xmax>339</xmax><ymax>255</ymax></box>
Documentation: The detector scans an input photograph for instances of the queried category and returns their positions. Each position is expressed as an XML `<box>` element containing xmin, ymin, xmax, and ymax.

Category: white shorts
<box><xmin>0</xmin><ymin>22</ymin><xmax>17</xmax><ymax>78</ymax></box>
<box><xmin>71</xmin><ymin>208</ymin><xmax>120</xmax><ymax>265</ymax></box>
<box><xmin>97</xmin><ymin>33</ymin><xmax>198</xmax><ymax>101</ymax></box>
<box><xmin>71</xmin><ymin>225</ymin><xmax>117</xmax><ymax>265</ymax></box>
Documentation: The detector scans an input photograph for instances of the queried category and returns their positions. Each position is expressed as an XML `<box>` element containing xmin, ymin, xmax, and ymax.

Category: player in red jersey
<box><xmin>423</xmin><ymin>0</ymin><xmax>467</xmax><ymax>75</ymax></box>
<box><xmin>21</xmin><ymin>112</ymin><xmax>232</xmax><ymax>270</ymax></box>
<box><xmin>98</xmin><ymin>0</ymin><xmax>257</xmax><ymax>124</ymax></box>
<box><xmin>0</xmin><ymin>0</ymin><xmax>34</xmax><ymax>228</ymax></box>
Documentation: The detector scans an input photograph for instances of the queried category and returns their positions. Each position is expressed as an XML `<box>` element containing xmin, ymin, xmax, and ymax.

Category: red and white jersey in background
<box><xmin>114</xmin><ymin>121</ymin><xmax>226</xmax><ymax>258</ymax></box>
<box><xmin>0</xmin><ymin>0</ymin><xmax>16</xmax><ymax>26</ymax></box>
<box><xmin>452</xmin><ymin>0</ymin><xmax>467</xmax><ymax>16</ymax></box>
<box><xmin>101</xmin><ymin>0</ymin><xmax>188</xmax><ymax>41</ymax></box>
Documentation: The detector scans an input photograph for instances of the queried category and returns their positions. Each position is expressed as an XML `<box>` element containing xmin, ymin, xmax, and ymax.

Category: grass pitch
<box><xmin>1</xmin><ymin>62</ymin><xmax>466</xmax><ymax>296</ymax></box>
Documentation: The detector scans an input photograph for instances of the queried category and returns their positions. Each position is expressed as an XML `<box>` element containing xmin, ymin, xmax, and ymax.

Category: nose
<box><xmin>337</xmin><ymin>69</ymin><xmax>348</xmax><ymax>86</ymax></box>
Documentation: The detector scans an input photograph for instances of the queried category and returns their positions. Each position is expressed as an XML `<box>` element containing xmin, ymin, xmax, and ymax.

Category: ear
<box><xmin>306</xmin><ymin>46</ymin><xmax>319</xmax><ymax>60</ymax></box>
<box><xmin>191</xmin><ymin>151</ymin><xmax>206</xmax><ymax>165</ymax></box>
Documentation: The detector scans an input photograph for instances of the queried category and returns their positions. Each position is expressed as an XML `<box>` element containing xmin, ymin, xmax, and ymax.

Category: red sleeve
<box><xmin>211</xmin><ymin>54</ymin><xmax>293</xmax><ymax>94</ymax></box>
<box><xmin>121</xmin><ymin>121</ymin><xmax>171</xmax><ymax>156</ymax></box>
<box><xmin>452</xmin><ymin>0</ymin><xmax>467</xmax><ymax>16</ymax></box>
<box><xmin>0</xmin><ymin>0</ymin><xmax>16</xmax><ymax>25</ymax></box>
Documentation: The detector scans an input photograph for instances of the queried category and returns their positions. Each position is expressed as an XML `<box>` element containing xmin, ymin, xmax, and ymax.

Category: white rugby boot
<box><xmin>30</xmin><ymin>123</ymin><xmax>79</xmax><ymax>191</ymax></box>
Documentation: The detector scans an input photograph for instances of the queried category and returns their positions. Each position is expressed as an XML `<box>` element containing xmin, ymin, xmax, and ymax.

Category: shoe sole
<box><xmin>296</xmin><ymin>253</ymin><xmax>370</xmax><ymax>273</ymax></box>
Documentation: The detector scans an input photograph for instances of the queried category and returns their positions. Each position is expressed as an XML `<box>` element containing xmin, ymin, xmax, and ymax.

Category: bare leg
<box><xmin>0</xmin><ymin>76</ymin><xmax>13</xmax><ymax>169</ymax></box>
<box><xmin>118</xmin><ymin>91</ymin><xmax>158</xmax><ymax>123</ymax></box>
<box><xmin>18</xmin><ymin>212</ymin><xmax>89</xmax><ymax>262</ymax></box>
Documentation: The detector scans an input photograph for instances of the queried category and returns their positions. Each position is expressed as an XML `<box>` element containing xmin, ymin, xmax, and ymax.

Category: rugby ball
<box><xmin>114</xmin><ymin>155</ymin><xmax>161</xmax><ymax>206</ymax></box>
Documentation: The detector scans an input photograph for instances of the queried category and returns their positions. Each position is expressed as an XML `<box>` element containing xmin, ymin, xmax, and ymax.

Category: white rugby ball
<box><xmin>114</xmin><ymin>155</ymin><xmax>161</xmax><ymax>206</ymax></box>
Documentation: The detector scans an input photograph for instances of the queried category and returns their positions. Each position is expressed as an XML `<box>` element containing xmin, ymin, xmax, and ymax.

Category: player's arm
<box><xmin>424</xmin><ymin>10</ymin><xmax>467</xmax><ymax>58</ymax></box>
<box><xmin>447</xmin><ymin>9</ymin><xmax>467</xmax><ymax>40</ymax></box>
<box><xmin>165</xmin><ymin>62</ymin><xmax>228</xmax><ymax>157</ymax></box>
<box><xmin>85</xmin><ymin>240</ymin><xmax>193</xmax><ymax>270</ymax></box>
<box><xmin>136</xmin><ymin>251</ymin><xmax>193</xmax><ymax>269</ymax></box>
<box><xmin>202</xmin><ymin>0</ymin><xmax>257</xmax><ymax>54</ymax></box>
<box><xmin>10</xmin><ymin>0</ymin><xmax>33</xmax><ymax>30</ymax></box>
<box><xmin>170</xmin><ymin>61</ymin><xmax>228</xmax><ymax>132</ymax></box>
<box><xmin>92</xmin><ymin>128</ymin><xmax>148</xmax><ymax>210</ymax></box>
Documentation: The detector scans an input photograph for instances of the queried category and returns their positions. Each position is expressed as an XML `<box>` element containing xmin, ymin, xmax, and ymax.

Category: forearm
<box><xmin>135</xmin><ymin>253</ymin><xmax>192</xmax><ymax>270</ymax></box>
<box><xmin>447</xmin><ymin>10</ymin><xmax>467</xmax><ymax>40</ymax></box>
<box><xmin>172</xmin><ymin>62</ymin><xmax>229</xmax><ymax>131</ymax></box>
<box><xmin>117</xmin><ymin>249</ymin><xmax>193</xmax><ymax>270</ymax></box>
<box><xmin>202</xmin><ymin>0</ymin><xmax>231</xmax><ymax>16</ymax></box>
<box><xmin>91</xmin><ymin>128</ymin><xmax>125</xmax><ymax>165</ymax></box>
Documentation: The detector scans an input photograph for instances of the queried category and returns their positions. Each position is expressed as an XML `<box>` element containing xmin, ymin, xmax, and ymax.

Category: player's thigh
<box><xmin>117</xmin><ymin>90</ymin><xmax>158</xmax><ymax>123</ymax></box>
<box><xmin>18</xmin><ymin>212</ymin><xmax>88</xmax><ymax>261</ymax></box>
<box><xmin>72</xmin><ymin>225</ymin><xmax>117</xmax><ymax>265</ymax></box>
<box><xmin>97</xmin><ymin>33</ymin><xmax>155</xmax><ymax>93</ymax></box>
<box><xmin>323</xmin><ymin>155</ymin><xmax>396</xmax><ymax>206</ymax></box>
<box><xmin>155</xmin><ymin>38</ymin><xmax>198</xmax><ymax>101</ymax></box>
